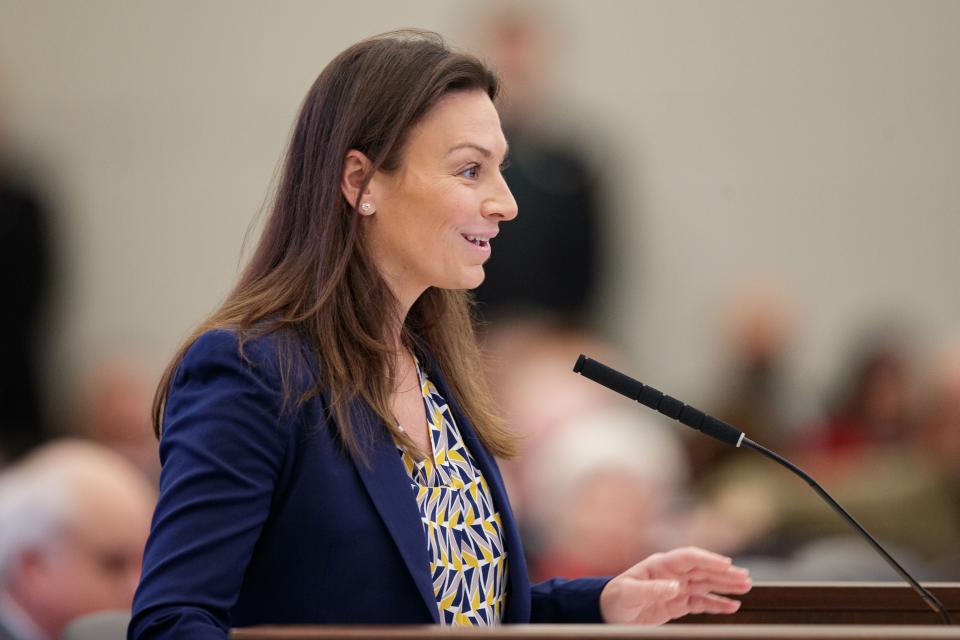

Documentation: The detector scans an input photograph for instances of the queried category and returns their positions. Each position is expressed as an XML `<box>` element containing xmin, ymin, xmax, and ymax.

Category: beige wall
<box><xmin>1</xmin><ymin>0</ymin><xmax>958</xmax><ymax>407</ymax></box>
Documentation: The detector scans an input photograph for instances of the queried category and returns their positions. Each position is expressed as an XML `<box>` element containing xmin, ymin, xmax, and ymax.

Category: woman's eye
<box><xmin>460</xmin><ymin>164</ymin><xmax>480</xmax><ymax>180</ymax></box>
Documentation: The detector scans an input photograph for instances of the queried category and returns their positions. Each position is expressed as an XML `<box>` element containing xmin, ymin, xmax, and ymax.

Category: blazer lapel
<box><xmin>421</xmin><ymin>359</ymin><xmax>532</xmax><ymax>623</ymax></box>
<box><xmin>348</xmin><ymin>399</ymin><xmax>441</xmax><ymax>623</ymax></box>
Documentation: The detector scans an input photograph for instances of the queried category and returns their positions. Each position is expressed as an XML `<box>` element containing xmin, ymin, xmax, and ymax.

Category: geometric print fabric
<box><xmin>397</xmin><ymin>362</ymin><xmax>509</xmax><ymax>626</ymax></box>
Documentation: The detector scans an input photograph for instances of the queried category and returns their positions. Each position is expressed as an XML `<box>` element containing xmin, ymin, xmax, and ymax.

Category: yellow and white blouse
<box><xmin>397</xmin><ymin>362</ymin><xmax>508</xmax><ymax>626</ymax></box>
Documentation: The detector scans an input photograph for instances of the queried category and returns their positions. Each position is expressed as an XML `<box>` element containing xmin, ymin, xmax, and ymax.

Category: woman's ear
<box><xmin>340</xmin><ymin>149</ymin><xmax>373</xmax><ymax>212</ymax></box>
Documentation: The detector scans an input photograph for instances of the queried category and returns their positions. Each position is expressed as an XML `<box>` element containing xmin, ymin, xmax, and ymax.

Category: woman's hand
<box><xmin>599</xmin><ymin>547</ymin><xmax>752</xmax><ymax>625</ymax></box>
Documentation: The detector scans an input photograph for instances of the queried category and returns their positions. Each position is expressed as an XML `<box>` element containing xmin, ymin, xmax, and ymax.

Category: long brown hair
<box><xmin>153</xmin><ymin>30</ymin><xmax>515</xmax><ymax>460</ymax></box>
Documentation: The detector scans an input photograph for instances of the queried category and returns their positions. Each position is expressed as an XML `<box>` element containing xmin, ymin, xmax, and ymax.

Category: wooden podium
<box><xmin>231</xmin><ymin>582</ymin><xmax>960</xmax><ymax>639</ymax></box>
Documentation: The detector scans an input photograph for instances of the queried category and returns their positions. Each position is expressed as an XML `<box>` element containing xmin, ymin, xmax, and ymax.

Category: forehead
<box><xmin>406</xmin><ymin>90</ymin><xmax>507</xmax><ymax>157</ymax></box>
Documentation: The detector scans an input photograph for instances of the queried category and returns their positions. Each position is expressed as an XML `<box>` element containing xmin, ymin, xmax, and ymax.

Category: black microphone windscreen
<box><xmin>573</xmin><ymin>354</ymin><xmax>744</xmax><ymax>447</ymax></box>
<box><xmin>574</xmin><ymin>356</ymin><xmax>643</xmax><ymax>401</ymax></box>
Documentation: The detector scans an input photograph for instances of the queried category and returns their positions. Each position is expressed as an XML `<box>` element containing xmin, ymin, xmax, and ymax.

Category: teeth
<box><xmin>464</xmin><ymin>234</ymin><xmax>489</xmax><ymax>247</ymax></box>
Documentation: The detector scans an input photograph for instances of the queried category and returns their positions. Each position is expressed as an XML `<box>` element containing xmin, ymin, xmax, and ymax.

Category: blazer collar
<box><xmin>348</xmin><ymin>399</ymin><xmax>441</xmax><ymax>623</ymax></box>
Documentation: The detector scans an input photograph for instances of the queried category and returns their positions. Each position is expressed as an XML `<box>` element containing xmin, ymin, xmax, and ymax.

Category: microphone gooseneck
<box><xmin>573</xmin><ymin>354</ymin><xmax>952</xmax><ymax>625</ymax></box>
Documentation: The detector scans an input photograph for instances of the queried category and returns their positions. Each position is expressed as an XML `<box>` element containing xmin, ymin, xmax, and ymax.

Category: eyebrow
<box><xmin>446</xmin><ymin>142</ymin><xmax>510</xmax><ymax>160</ymax></box>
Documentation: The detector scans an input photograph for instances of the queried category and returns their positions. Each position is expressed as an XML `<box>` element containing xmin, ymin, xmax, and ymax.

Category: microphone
<box><xmin>573</xmin><ymin>354</ymin><xmax>952</xmax><ymax>625</ymax></box>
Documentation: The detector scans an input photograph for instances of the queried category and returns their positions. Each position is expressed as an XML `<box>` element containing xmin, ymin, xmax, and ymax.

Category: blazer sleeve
<box><xmin>530</xmin><ymin>577</ymin><xmax>613</xmax><ymax>623</ymax></box>
<box><xmin>129</xmin><ymin>330</ymin><xmax>293</xmax><ymax>640</ymax></box>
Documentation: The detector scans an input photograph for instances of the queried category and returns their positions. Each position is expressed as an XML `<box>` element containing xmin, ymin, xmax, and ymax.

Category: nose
<box><xmin>483</xmin><ymin>173</ymin><xmax>518</xmax><ymax>221</ymax></box>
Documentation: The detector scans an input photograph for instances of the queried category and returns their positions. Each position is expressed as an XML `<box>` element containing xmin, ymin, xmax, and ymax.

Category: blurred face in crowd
<box><xmin>10</xmin><ymin>456</ymin><xmax>154</xmax><ymax>638</ymax></box>
<box><xmin>557</xmin><ymin>469</ymin><xmax>659</xmax><ymax>574</ymax></box>
<box><xmin>357</xmin><ymin>89</ymin><xmax>517</xmax><ymax>305</ymax></box>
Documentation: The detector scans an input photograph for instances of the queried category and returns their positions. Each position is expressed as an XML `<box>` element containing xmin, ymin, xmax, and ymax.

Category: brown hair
<box><xmin>153</xmin><ymin>30</ymin><xmax>515</xmax><ymax>460</ymax></box>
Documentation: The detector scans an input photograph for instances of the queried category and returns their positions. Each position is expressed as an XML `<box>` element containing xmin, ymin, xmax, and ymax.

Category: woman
<box><xmin>129</xmin><ymin>31</ymin><xmax>750</xmax><ymax>639</ymax></box>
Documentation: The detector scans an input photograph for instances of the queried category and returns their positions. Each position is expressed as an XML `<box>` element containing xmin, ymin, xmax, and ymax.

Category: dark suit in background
<box><xmin>0</xmin><ymin>171</ymin><xmax>52</xmax><ymax>463</ymax></box>
<box><xmin>473</xmin><ymin>128</ymin><xmax>602</xmax><ymax>325</ymax></box>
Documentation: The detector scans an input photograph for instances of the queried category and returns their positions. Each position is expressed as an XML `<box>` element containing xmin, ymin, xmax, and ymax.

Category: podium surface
<box><xmin>231</xmin><ymin>624</ymin><xmax>960</xmax><ymax>639</ymax></box>
<box><xmin>682</xmin><ymin>581</ymin><xmax>960</xmax><ymax>625</ymax></box>
<box><xmin>231</xmin><ymin>583</ymin><xmax>960</xmax><ymax>639</ymax></box>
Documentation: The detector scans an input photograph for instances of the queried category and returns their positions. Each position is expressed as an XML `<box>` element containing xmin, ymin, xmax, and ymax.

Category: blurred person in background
<box><xmin>471</xmin><ymin>7</ymin><xmax>606</xmax><ymax>327</ymax></box>
<box><xmin>913</xmin><ymin>336</ymin><xmax>960</xmax><ymax>577</ymax></box>
<box><xmin>697</xmin><ymin>326</ymin><xmax>960</xmax><ymax>574</ymax></box>
<box><xmin>483</xmin><ymin>322</ymin><xmax>617</xmax><ymax>522</ymax></box>
<box><xmin>917</xmin><ymin>337</ymin><xmax>960</xmax><ymax>500</ymax></box>
<box><xmin>796</xmin><ymin>327</ymin><xmax>915</xmax><ymax>469</ymax></box>
<box><xmin>524</xmin><ymin>407</ymin><xmax>690</xmax><ymax>582</ymax></box>
<box><xmin>0</xmin><ymin>65</ymin><xmax>55</xmax><ymax>466</ymax></box>
<box><xmin>0</xmin><ymin>439</ymin><xmax>155</xmax><ymax>640</ymax></box>
<box><xmin>692</xmin><ymin>278</ymin><xmax>816</xmax><ymax>487</ymax></box>
<box><xmin>65</xmin><ymin>355</ymin><xmax>160</xmax><ymax>483</ymax></box>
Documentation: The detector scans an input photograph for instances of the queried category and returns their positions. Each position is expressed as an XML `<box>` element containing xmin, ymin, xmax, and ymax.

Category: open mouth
<box><xmin>462</xmin><ymin>234</ymin><xmax>490</xmax><ymax>249</ymax></box>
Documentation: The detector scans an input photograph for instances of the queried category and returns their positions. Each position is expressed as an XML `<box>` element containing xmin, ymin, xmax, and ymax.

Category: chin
<box><xmin>440</xmin><ymin>268</ymin><xmax>485</xmax><ymax>291</ymax></box>
<box><xmin>463</xmin><ymin>267</ymin><xmax>486</xmax><ymax>290</ymax></box>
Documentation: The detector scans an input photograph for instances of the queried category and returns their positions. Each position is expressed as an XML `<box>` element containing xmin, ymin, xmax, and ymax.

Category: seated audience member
<box><xmin>0</xmin><ymin>439</ymin><xmax>155</xmax><ymax>640</ymax></box>
<box><xmin>916</xmin><ymin>336</ymin><xmax>960</xmax><ymax>495</ymax></box>
<box><xmin>481</xmin><ymin>322</ymin><xmax>620</xmax><ymax>521</ymax></box>
<box><xmin>796</xmin><ymin>329</ymin><xmax>914</xmax><ymax>472</ymax></box>
<box><xmin>67</xmin><ymin>355</ymin><xmax>160</xmax><ymax>483</ymax></box>
<box><xmin>695</xmin><ymin>278</ymin><xmax>815</xmax><ymax>487</ymax></box>
<box><xmin>913</xmin><ymin>336</ymin><xmax>960</xmax><ymax>576</ymax></box>
<box><xmin>697</xmin><ymin>329</ymin><xmax>960</xmax><ymax>564</ymax></box>
<box><xmin>524</xmin><ymin>407</ymin><xmax>690</xmax><ymax>581</ymax></box>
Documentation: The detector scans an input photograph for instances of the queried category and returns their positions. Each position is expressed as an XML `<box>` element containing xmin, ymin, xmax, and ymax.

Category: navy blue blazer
<box><xmin>129</xmin><ymin>329</ymin><xmax>609</xmax><ymax>639</ymax></box>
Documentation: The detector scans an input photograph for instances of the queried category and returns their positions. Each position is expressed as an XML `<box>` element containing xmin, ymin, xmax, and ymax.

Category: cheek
<box><xmin>53</xmin><ymin>552</ymin><xmax>136</xmax><ymax>609</ymax></box>
<box><xmin>71</xmin><ymin>573</ymin><xmax>134</xmax><ymax>611</ymax></box>
<box><xmin>394</xmin><ymin>181</ymin><xmax>456</xmax><ymax>242</ymax></box>
<box><xmin>430</xmin><ymin>190</ymin><xmax>477</xmax><ymax>242</ymax></box>
<box><xmin>380</xmin><ymin>178</ymin><xmax>479</xmax><ymax>275</ymax></box>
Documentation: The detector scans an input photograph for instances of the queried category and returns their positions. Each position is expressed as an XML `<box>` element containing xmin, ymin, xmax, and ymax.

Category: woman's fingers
<box><xmin>684</xmin><ymin>580</ymin><xmax>752</xmax><ymax>598</ymax></box>
<box><xmin>628</xmin><ymin>546</ymin><xmax>735</xmax><ymax>579</ymax></box>
<box><xmin>678</xmin><ymin>565</ymin><xmax>750</xmax><ymax>581</ymax></box>
<box><xmin>656</xmin><ymin>547</ymin><xmax>738</xmax><ymax>574</ymax></box>
<box><xmin>683</xmin><ymin>593</ymin><xmax>743</xmax><ymax>616</ymax></box>
<box><xmin>634</xmin><ymin>591</ymin><xmax>744</xmax><ymax>624</ymax></box>
<box><xmin>630</xmin><ymin>548</ymin><xmax>752</xmax><ymax>593</ymax></box>
<box><xmin>615</xmin><ymin>574</ymin><xmax>749</xmax><ymax>611</ymax></box>
<box><xmin>682</xmin><ymin>568</ymin><xmax>753</xmax><ymax>595</ymax></box>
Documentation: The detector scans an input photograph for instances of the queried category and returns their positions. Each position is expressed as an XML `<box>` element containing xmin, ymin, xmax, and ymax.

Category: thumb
<box><xmin>645</xmin><ymin>579</ymin><xmax>681</xmax><ymax>601</ymax></box>
<box><xmin>620</xmin><ymin>578</ymin><xmax>681</xmax><ymax>608</ymax></box>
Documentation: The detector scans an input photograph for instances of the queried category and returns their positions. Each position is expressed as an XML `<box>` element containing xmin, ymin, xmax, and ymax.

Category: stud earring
<box><xmin>359</xmin><ymin>202</ymin><xmax>374</xmax><ymax>215</ymax></box>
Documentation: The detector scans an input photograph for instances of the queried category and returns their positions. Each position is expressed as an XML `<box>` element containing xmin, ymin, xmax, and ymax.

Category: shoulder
<box><xmin>178</xmin><ymin>327</ymin><xmax>316</xmax><ymax>392</ymax></box>
<box><xmin>162</xmin><ymin>327</ymin><xmax>316</xmax><ymax>453</ymax></box>
<box><xmin>184</xmin><ymin>327</ymin><xmax>282</xmax><ymax>367</ymax></box>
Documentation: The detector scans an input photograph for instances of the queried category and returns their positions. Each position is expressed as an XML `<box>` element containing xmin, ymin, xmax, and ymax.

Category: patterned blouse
<box><xmin>397</xmin><ymin>361</ymin><xmax>509</xmax><ymax>626</ymax></box>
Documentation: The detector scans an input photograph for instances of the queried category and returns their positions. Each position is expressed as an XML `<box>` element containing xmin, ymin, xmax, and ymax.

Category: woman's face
<box><xmin>364</xmin><ymin>89</ymin><xmax>517</xmax><ymax>304</ymax></box>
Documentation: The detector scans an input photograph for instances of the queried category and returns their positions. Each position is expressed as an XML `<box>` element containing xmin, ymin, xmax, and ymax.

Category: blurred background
<box><xmin>1</xmin><ymin>0</ymin><xmax>959</xmax><ymax>633</ymax></box>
